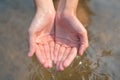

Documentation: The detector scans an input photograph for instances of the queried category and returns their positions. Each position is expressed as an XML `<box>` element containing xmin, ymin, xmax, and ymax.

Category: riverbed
<box><xmin>0</xmin><ymin>0</ymin><xmax>120</xmax><ymax>80</ymax></box>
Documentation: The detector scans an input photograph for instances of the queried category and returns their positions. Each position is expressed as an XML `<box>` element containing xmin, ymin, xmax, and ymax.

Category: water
<box><xmin>0</xmin><ymin>0</ymin><xmax>120</xmax><ymax>80</ymax></box>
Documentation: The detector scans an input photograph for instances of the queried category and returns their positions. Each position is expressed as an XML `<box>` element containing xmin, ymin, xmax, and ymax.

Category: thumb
<box><xmin>28</xmin><ymin>44</ymin><xmax>35</xmax><ymax>57</ymax></box>
<box><xmin>78</xmin><ymin>44</ymin><xmax>86</xmax><ymax>56</ymax></box>
<box><xmin>28</xmin><ymin>34</ymin><xmax>36</xmax><ymax>57</ymax></box>
<box><xmin>78</xmin><ymin>41</ymin><xmax>89</xmax><ymax>56</ymax></box>
<box><xmin>78</xmin><ymin>30</ymin><xmax>89</xmax><ymax>56</ymax></box>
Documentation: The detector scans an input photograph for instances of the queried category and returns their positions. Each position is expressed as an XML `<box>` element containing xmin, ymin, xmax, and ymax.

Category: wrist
<box><xmin>57</xmin><ymin>10</ymin><xmax>76</xmax><ymax>18</ymax></box>
<box><xmin>57</xmin><ymin>0</ymin><xmax>78</xmax><ymax>16</ymax></box>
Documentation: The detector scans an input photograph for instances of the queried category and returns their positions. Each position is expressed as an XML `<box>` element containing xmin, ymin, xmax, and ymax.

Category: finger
<box><xmin>49</xmin><ymin>41</ymin><xmax>55</xmax><ymax>61</ymax></box>
<box><xmin>54</xmin><ymin>43</ymin><xmax>60</xmax><ymax>64</ymax></box>
<box><xmin>59</xmin><ymin>63</ymin><xmax>64</xmax><ymax>71</ymax></box>
<box><xmin>28</xmin><ymin>35</ymin><xmax>36</xmax><ymax>57</ymax></box>
<box><xmin>63</xmin><ymin>47</ymin><xmax>77</xmax><ymax>68</ymax></box>
<box><xmin>39</xmin><ymin>45</ymin><xmax>47</xmax><ymax>68</ymax></box>
<box><xmin>61</xmin><ymin>47</ymin><xmax>71</xmax><ymax>63</ymax></box>
<box><xmin>79</xmin><ymin>38</ymin><xmax>88</xmax><ymax>56</ymax></box>
<box><xmin>59</xmin><ymin>47</ymin><xmax>71</xmax><ymax>71</ymax></box>
<box><xmin>79</xmin><ymin>44</ymin><xmax>86</xmax><ymax>56</ymax></box>
<box><xmin>35</xmin><ymin>45</ymin><xmax>45</xmax><ymax>65</ymax></box>
<box><xmin>44</xmin><ymin>43</ymin><xmax>52</xmax><ymax>68</ymax></box>
<box><xmin>56</xmin><ymin>45</ymin><xmax>66</xmax><ymax>70</ymax></box>
<box><xmin>79</xmin><ymin>30</ymin><xmax>89</xmax><ymax>56</ymax></box>
<box><xmin>57</xmin><ymin>46</ymin><xmax>66</xmax><ymax>62</ymax></box>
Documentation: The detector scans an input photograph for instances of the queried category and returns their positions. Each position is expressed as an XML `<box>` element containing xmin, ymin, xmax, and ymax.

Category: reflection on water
<box><xmin>0</xmin><ymin>0</ymin><xmax>120</xmax><ymax>80</ymax></box>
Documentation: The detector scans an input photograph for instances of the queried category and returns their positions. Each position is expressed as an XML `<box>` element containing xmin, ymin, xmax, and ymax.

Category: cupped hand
<box><xmin>28</xmin><ymin>11</ymin><xmax>55</xmax><ymax>68</ymax></box>
<box><xmin>54</xmin><ymin>12</ymin><xmax>89</xmax><ymax>71</ymax></box>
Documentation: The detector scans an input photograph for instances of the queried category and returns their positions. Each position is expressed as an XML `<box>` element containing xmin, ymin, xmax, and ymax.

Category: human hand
<box><xmin>28</xmin><ymin>0</ymin><xmax>88</xmax><ymax>71</ymax></box>
<box><xmin>28</xmin><ymin>10</ymin><xmax>55</xmax><ymax>68</ymax></box>
<box><xmin>54</xmin><ymin>12</ymin><xmax>89</xmax><ymax>71</ymax></box>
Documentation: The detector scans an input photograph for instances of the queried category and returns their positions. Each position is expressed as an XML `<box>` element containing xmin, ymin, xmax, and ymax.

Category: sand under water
<box><xmin>0</xmin><ymin>0</ymin><xmax>120</xmax><ymax>80</ymax></box>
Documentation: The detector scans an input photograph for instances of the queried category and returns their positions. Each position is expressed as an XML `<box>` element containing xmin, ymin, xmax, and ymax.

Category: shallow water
<box><xmin>0</xmin><ymin>0</ymin><xmax>120</xmax><ymax>80</ymax></box>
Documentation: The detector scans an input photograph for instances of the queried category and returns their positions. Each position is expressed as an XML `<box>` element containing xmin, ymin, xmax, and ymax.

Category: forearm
<box><xmin>34</xmin><ymin>0</ymin><xmax>55</xmax><ymax>12</ymax></box>
<box><xmin>57</xmin><ymin>0</ymin><xmax>79</xmax><ymax>15</ymax></box>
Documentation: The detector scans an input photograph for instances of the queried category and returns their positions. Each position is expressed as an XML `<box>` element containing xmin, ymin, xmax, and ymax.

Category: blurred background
<box><xmin>0</xmin><ymin>0</ymin><xmax>120</xmax><ymax>80</ymax></box>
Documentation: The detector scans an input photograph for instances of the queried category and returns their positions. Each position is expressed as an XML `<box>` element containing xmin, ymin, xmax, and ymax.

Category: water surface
<box><xmin>0</xmin><ymin>0</ymin><xmax>120</xmax><ymax>80</ymax></box>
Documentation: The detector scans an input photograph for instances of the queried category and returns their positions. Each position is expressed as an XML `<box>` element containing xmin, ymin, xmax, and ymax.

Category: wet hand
<box><xmin>28</xmin><ymin>10</ymin><xmax>55</xmax><ymax>68</ymax></box>
<box><xmin>54</xmin><ymin>13</ymin><xmax>89</xmax><ymax>71</ymax></box>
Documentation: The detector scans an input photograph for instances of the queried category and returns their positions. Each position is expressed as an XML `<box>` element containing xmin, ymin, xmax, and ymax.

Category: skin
<box><xmin>28</xmin><ymin>0</ymin><xmax>55</xmax><ymax>68</ymax></box>
<box><xmin>28</xmin><ymin>0</ymin><xmax>89</xmax><ymax>71</ymax></box>
<box><xmin>55</xmin><ymin>0</ymin><xmax>89</xmax><ymax>71</ymax></box>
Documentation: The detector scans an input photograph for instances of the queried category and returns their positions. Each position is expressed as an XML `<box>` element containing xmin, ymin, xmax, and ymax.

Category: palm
<box><xmin>54</xmin><ymin>14</ymin><xmax>88</xmax><ymax>70</ymax></box>
<box><xmin>56</xmin><ymin>17</ymin><xmax>80</xmax><ymax>47</ymax></box>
